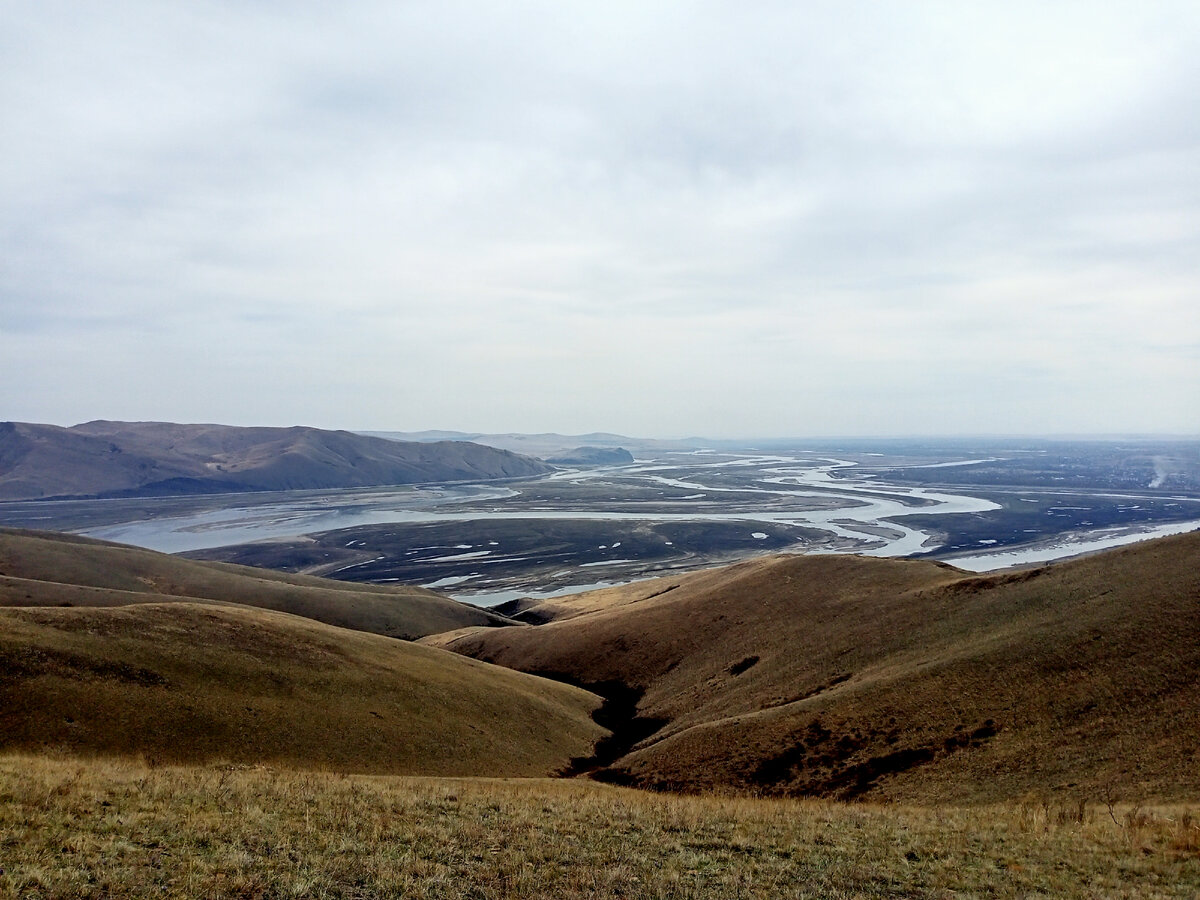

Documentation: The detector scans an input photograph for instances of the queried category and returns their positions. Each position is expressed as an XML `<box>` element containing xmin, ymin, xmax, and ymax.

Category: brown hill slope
<box><xmin>430</xmin><ymin>532</ymin><xmax>1200</xmax><ymax>803</ymax></box>
<box><xmin>0</xmin><ymin>420</ymin><xmax>552</xmax><ymax>500</ymax></box>
<box><xmin>0</xmin><ymin>528</ymin><xmax>514</xmax><ymax>640</ymax></box>
<box><xmin>0</xmin><ymin>602</ymin><xmax>604</xmax><ymax>774</ymax></box>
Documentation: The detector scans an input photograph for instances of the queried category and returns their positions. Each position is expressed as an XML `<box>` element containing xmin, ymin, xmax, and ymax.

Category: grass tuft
<box><xmin>1</xmin><ymin>754</ymin><xmax>1197</xmax><ymax>899</ymax></box>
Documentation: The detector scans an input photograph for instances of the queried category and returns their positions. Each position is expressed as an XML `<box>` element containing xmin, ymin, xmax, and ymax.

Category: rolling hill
<box><xmin>0</xmin><ymin>528</ymin><xmax>515</xmax><ymax>640</ymax></box>
<box><xmin>0</xmin><ymin>600</ymin><xmax>604</xmax><ymax>775</ymax></box>
<box><xmin>4</xmin><ymin>516</ymin><xmax>1198</xmax><ymax>807</ymax></box>
<box><xmin>0</xmin><ymin>420</ymin><xmax>553</xmax><ymax>500</ymax></box>
<box><xmin>428</xmin><ymin>531</ymin><xmax>1200</xmax><ymax>803</ymax></box>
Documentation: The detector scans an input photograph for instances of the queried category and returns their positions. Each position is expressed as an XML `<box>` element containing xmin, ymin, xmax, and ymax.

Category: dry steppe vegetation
<box><xmin>2</xmin><ymin>526</ymin><xmax>1199</xmax><ymax>896</ymax></box>
<box><xmin>0</xmin><ymin>601</ymin><xmax>602</xmax><ymax>776</ymax></box>
<box><xmin>0</xmin><ymin>528</ymin><xmax>514</xmax><ymax>639</ymax></box>
<box><xmin>2</xmin><ymin>754</ymin><xmax>1197</xmax><ymax>899</ymax></box>
<box><xmin>433</xmin><ymin>531</ymin><xmax>1200</xmax><ymax>803</ymax></box>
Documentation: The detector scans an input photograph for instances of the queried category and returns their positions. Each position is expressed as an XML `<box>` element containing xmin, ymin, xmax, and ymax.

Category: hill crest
<box><xmin>0</xmin><ymin>420</ymin><xmax>552</xmax><ymax>500</ymax></box>
<box><xmin>430</xmin><ymin>531</ymin><xmax>1200</xmax><ymax>803</ymax></box>
<box><xmin>0</xmin><ymin>600</ymin><xmax>603</xmax><ymax>775</ymax></box>
<box><xmin>0</xmin><ymin>527</ymin><xmax>515</xmax><ymax>640</ymax></box>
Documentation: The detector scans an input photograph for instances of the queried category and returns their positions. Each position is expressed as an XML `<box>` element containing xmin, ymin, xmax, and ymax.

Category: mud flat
<box><xmin>5</xmin><ymin>442</ymin><xmax>1199</xmax><ymax>597</ymax></box>
<box><xmin>184</xmin><ymin>517</ymin><xmax>837</xmax><ymax>602</ymax></box>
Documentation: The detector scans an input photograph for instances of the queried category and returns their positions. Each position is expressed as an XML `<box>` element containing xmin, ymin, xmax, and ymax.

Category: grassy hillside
<box><xmin>3</xmin><ymin>527</ymin><xmax>1198</xmax><ymax>896</ymax></box>
<box><xmin>0</xmin><ymin>601</ymin><xmax>602</xmax><ymax>775</ymax></box>
<box><xmin>0</xmin><ymin>420</ymin><xmax>552</xmax><ymax>500</ymax></box>
<box><xmin>431</xmin><ymin>531</ymin><xmax>1200</xmax><ymax>803</ymax></box>
<box><xmin>0</xmin><ymin>528</ymin><xmax>514</xmax><ymax>639</ymax></box>
<box><xmin>3</xmin><ymin>755</ymin><xmax>1197</xmax><ymax>899</ymax></box>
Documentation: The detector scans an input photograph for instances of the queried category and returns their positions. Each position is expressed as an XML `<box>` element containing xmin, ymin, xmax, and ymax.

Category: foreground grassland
<box><xmin>2</xmin><ymin>756</ymin><xmax>1197</xmax><ymax>899</ymax></box>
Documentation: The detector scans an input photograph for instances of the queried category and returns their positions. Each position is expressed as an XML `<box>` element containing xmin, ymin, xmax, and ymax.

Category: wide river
<box><xmin>75</xmin><ymin>452</ymin><xmax>1200</xmax><ymax>582</ymax></box>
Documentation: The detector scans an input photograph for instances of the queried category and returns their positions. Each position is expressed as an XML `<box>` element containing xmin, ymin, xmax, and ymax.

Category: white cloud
<box><xmin>2</xmin><ymin>1</ymin><xmax>1198</xmax><ymax>435</ymax></box>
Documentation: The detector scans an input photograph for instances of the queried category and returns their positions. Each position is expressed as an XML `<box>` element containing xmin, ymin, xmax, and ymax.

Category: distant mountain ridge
<box><xmin>545</xmin><ymin>446</ymin><xmax>636</xmax><ymax>465</ymax></box>
<box><xmin>0</xmin><ymin>421</ymin><xmax>553</xmax><ymax>500</ymax></box>
<box><xmin>362</xmin><ymin>430</ymin><xmax>709</xmax><ymax>458</ymax></box>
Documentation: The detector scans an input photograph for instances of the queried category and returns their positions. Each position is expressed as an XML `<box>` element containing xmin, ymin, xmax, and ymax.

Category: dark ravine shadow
<box><xmin>528</xmin><ymin>674</ymin><xmax>670</xmax><ymax>778</ymax></box>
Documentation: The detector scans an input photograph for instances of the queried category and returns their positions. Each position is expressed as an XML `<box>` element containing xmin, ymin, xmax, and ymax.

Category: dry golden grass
<box><xmin>1</xmin><ymin>754</ymin><xmax>1197</xmax><ymax>899</ymax></box>
<box><xmin>0</xmin><ymin>528</ymin><xmax>515</xmax><ymax>639</ymax></box>
<box><xmin>0</xmin><ymin>602</ymin><xmax>603</xmax><ymax>776</ymax></box>
<box><xmin>435</xmin><ymin>532</ymin><xmax>1200</xmax><ymax>803</ymax></box>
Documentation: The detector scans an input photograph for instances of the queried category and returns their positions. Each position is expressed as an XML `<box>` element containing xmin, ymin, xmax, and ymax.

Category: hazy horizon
<box><xmin>10</xmin><ymin>419</ymin><xmax>1200</xmax><ymax>445</ymax></box>
<box><xmin>3</xmin><ymin>3</ymin><xmax>1198</xmax><ymax>437</ymax></box>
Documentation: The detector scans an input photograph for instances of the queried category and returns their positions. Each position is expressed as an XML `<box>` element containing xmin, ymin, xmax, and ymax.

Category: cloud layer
<box><xmin>3</xmin><ymin>1</ymin><xmax>1198</xmax><ymax>436</ymax></box>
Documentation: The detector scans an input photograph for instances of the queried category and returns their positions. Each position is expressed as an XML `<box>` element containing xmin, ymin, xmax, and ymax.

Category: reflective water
<box><xmin>79</xmin><ymin>454</ymin><xmax>997</xmax><ymax>557</ymax></box>
<box><xmin>945</xmin><ymin>519</ymin><xmax>1200</xmax><ymax>571</ymax></box>
<box><xmin>71</xmin><ymin>451</ymin><xmax>1199</xmax><ymax>576</ymax></box>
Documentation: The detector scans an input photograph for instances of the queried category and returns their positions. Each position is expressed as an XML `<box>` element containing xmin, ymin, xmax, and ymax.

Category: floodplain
<box><xmin>1</xmin><ymin>438</ymin><xmax>1196</xmax><ymax>606</ymax></box>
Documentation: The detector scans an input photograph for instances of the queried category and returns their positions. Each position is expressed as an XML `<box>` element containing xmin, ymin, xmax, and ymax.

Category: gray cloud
<box><xmin>2</xmin><ymin>1</ymin><xmax>1198</xmax><ymax>436</ymax></box>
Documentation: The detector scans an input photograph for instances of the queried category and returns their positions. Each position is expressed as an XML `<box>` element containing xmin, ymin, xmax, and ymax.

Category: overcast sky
<box><xmin>3</xmin><ymin>2</ymin><xmax>1198</xmax><ymax>438</ymax></box>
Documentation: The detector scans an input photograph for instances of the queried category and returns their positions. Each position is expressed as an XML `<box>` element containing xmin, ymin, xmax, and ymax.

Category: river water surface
<box><xmin>71</xmin><ymin>451</ymin><xmax>1198</xmax><ymax>587</ymax></box>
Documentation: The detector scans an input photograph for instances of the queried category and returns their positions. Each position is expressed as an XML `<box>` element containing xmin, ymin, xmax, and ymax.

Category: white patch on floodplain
<box><xmin>423</xmin><ymin>575</ymin><xmax>476</xmax><ymax>588</ymax></box>
<box><xmin>427</xmin><ymin>550</ymin><xmax>492</xmax><ymax>562</ymax></box>
<box><xmin>328</xmin><ymin>556</ymin><xmax>385</xmax><ymax>574</ymax></box>
<box><xmin>890</xmin><ymin>457</ymin><xmax>1004</xmax><ymax>469</ymax></box>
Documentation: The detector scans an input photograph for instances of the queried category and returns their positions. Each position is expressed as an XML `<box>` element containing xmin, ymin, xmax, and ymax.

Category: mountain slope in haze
<box><xmin>0</xmin><ymin>601</ymin><xmax>604</xmax><ymax>775</ymax></box>
<box><xmin>429</xmin><ymin>531</ymin><xmax>1200</xmax><ymax>803</ymax></box>
<box><xmin>0</xmin><ymin>420</ymin><xmax>553</xmax><ymax>500</ymax></box>
<box><xmin>545</xmin><ymin>447</ymin><xmax>636</xmax><ymax>465</ymax></box>
<box><xmin>0</xmin><ymin>528</ymin><xmax>515</xmax><ymax>640</ymax></box>
<box><xmin>364</xmin><ymin>430</ymin><xmax>702</xmax><ymax>457</ymax></box>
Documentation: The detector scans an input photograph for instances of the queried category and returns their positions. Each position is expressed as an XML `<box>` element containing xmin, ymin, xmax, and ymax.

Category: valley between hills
<box><xmin>1</xmin><ymin>423</ymin><xmax>1199</xmax><ymax>897</ymax></box>
<box><xmin>1</xmin><ymin>525</ymin><xmax>1199</xmax><ymax>896</ymax></box>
